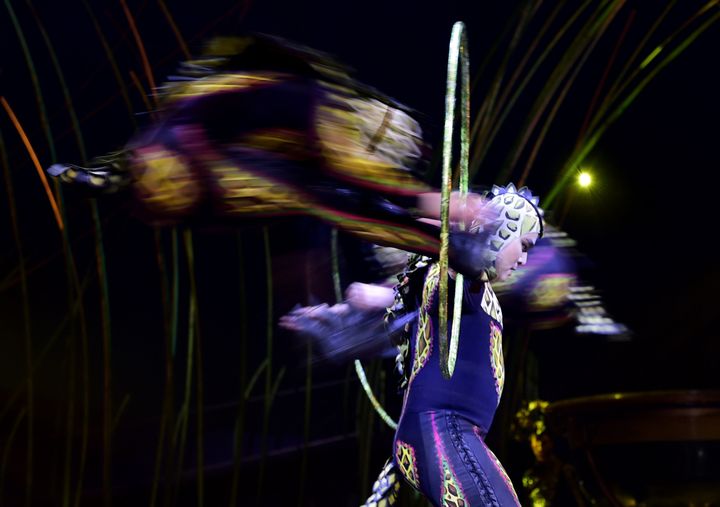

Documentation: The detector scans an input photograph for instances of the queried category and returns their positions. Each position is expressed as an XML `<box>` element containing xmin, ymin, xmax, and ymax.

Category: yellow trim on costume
<box><xmin>481</xmin><ymin>283</ymin><xmax>503</xmax><ymax>325</ymax></box>
<box><xmin>163</xmin><ymin>73</ymin><xmax>285</xmax><ymax>102</ymax></box>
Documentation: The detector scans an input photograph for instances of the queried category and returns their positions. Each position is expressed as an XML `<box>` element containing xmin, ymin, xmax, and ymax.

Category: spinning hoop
<box><xmin>438</xmin><ymin>21</ymin><xmax>470</xmax><ymax>380</ymax></box>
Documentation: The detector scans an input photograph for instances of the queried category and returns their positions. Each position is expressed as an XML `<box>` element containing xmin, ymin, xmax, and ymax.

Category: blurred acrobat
<box><xmin>48</xmin><ymin>34</ymin><xmax>496</xmax><ymax>279</ymax></box>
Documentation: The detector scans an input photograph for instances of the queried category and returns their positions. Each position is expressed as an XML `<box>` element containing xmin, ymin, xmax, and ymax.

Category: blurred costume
<box><xmin>48</xmin><ymin>35</ymin><xmax>491</xmax><ymax>277</ymax></box>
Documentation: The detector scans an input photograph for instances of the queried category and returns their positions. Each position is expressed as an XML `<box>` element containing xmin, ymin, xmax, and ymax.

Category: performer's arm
<box><xmin>415</xmin><ymin>192</ymin><xmax>494</xmax><ymax>228</ymax></box>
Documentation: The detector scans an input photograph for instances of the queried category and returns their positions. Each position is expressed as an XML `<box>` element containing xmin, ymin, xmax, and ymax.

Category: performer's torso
<box><xmin>402</xmin><ymin>263</ymin><xmax>505</xmax><ymax>434</ymax></box>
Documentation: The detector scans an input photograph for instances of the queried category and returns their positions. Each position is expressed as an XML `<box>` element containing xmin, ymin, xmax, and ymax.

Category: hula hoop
<box><xmin>438</xmin><ymin>21</ymin><xmax>470</xmax><ymax>380</ymax></box>
<box><xmin>355</xmin><ymin>359</ymin><xmax>398</xmax><ymax>430</ymax></box>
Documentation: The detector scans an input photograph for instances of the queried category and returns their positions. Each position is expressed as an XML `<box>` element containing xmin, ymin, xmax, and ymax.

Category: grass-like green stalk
<box><xmin>157</xmin><ymin>0</ymin><xmax>191</xmax><ymax>60</ymax></box>
<box><xmin>149</xmin><ymin>228</ymin><xmax>177</xmax><ymax>507</ymax></box>
<box><xmin>500</xmin><ymin>0</ymin><xmax>623</xmax><ymax>182</ymax></box>
<box><xmin>171</xmin><ymin>229</ymin><xmax>181</xmax><ymax>357</ymax></box>
<box><xmin>54</xmin><ymin>187</ymin><xmax>91</xmax><ymax>507</ymax></box>
<box><xmin>62</xmin><ymin>330</ymin><xmax>77</xmax><ymax>507</ymax></box>
<box><xmin>3</xmin><ymin>0</ymin><xmax>56</xmax><ymax>161</ymax></box>
<box><xmin>295</xmin><ymin>228</ymin><xmax>345</xmax><ymax>503</ymax></box>
<box><xmin>330</xmin><ymin>228</ymin><xmax>343</xmax><ymax>302</ymax></box>
<box><xmin>120</xmin><ymin>0</ymin><xmax>158</xmax><ymax>104</ymax></box>
<box><xmin>468</xmin><ymin>1</ymin><xmax>538</xmax><ymax>179</ymax></box>
<box><xmin>112</xmin><ymin>395</ymin><xmax>131</xmax><ymax>432</ymax></box>
<box><xmin>477</xmin><ymin>0</ymin><xmax>565</xmax><ymax>142</ymax></box>
<box><xmin>0</xmin><ymin>270</ymin><xmax>90</xmax><ymax>420</ymax></box>
<box><xmin>256</xmin><ymin>226</ymin><xmax>275</xmax><ymax>504</ymax></box>
<box><xmin>229</xmin><ymin>234</ymin><xmax>248</xmax><ymax>507</ymax></box>
<box><xmin>296</xmin><ymin>340</ymin><xmax>313</xmax><ymax>506</ymax></box>
<box><xmin>20</xmin><ymin>6</ymin><xmax>100</xmax><ymax>501</ymax></box>
<box><xmin>24</xmin><ymin>0</ymin><xmax>87</xmax><ymax>164</ymax></box>
<box><xmin>544</xmin><ymin>4</ymin><xmax>720</xmax><ymax>206</ymax></box>
<box><xmin>182</xmin><ymin>231</ymin><xmax>205</xmax><ymax>507</ymax></box>
<box><xmin>1</xmin><ymin>1</ymin><xmax>78</xmax><ymax>500</ymax></box>
<box><xmin>0</xmin><ymin>408</ymin><xmax>27</xmax><ymax>502</ymax></box>
<box><xmin>0</xmin><ymin>126</ymin><xmax>33</xmax><ymax>507</ymax></box>
<box><xmin>571</xmin><ymin>8</ymin><xmax>636</xmax><ymax>154</ymax></box>
<box><xmin>475</xmin><ymin>1</ymin><xmax>593</xmax><ymax>183</ymax></box>
<box><xmin>172</xmin><ymin>229</ymin><xmax>197</xmax><ymax>504</ymax></box>
<box><xmin>164</xmin><ymin>228</ymin><xmax>181</xmax><ymax>505</ymax></box>
<box><xmin>587</xmin><ymin>0</ymin><xmax>679</xmax><ymax>137</ymax></box>
<box><xmin>4</xmin><ymin>4</ymin><xmax>111</xmax><ymax>504</ymax></box>
<box><xmin>517</xmin><ymin>0</ymin><xmax>624</xmax><ymax>185</ymax></box>
<box><xmin>583</xmin><ymin>0</ymin><xmax>714</xmax><ymax>148</ymax></box>
<box><xmin>90</xmin><ymin>198</ymin><xmax>114</xmax><ymax>507</ymax></box>
<box><xmin>356</xmin><ymin>360</ymin><xmax>378</xmax><ymax>497</ymax></box>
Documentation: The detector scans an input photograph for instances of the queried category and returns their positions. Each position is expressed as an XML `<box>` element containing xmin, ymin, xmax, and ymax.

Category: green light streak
<box><xmin>545</xmin><ymin>6</ymin><xmax>720</xmax><ymax>207</ymax></box>
<box><xmin>640</xmin><ymin>46</ymin><xmax>663</xmax><ymax>68</ymax></box>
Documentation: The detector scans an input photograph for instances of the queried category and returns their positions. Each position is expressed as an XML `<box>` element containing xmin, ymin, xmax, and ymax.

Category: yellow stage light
<box><xmin>578</xmin><ymin>172</ymin><xmax>592</xmax><ymax>188</ymax></box>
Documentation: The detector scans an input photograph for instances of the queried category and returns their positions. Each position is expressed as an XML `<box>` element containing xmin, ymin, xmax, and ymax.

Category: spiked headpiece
<box><xmin>472</xmin><ymin>183</ymin><xmax>544</xmax><ymax>280</ymax></box>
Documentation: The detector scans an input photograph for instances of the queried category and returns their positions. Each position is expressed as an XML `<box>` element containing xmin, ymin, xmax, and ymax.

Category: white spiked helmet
<box><xmin>471</xmin><ymin>183</ymin><xmax>544</xmax><ymax>280</ymax></box>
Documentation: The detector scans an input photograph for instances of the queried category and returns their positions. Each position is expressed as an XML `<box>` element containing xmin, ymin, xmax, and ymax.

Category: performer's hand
<box><xmin>278</xmin><ymin>303</ymin><xmax>349</xmax><ymax>332</ymax></box>
<box><xmin>345</xmin><ymin>282</ymin><xmax>395</xmax><ymax>311</ymax></box>
<box><xmin>279</xmin><ymin>299</ymin><xmax>401</xmax><ymax>364</ymax></box>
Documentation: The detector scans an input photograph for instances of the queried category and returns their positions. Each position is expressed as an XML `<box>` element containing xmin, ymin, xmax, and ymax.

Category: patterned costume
<box><xmin>392</xmin><ymin>261</ymin><xmax>520</xmax><ymax>506</ymax></box>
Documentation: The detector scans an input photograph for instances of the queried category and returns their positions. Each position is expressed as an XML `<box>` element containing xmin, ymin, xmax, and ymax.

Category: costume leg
<box><xmin>444</xmin><ymin>413</ymin><xmax>521</xmax><ymax>507</ymax></box>
<box><xmin>394</xmin><ymin>411</ymin><xmax>520</xmax><ymax>506</ymax></box>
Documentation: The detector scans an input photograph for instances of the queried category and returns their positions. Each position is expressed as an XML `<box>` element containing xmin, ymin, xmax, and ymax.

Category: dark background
<box><xmin>1</xmin><ymin>0</ymin><xmax>719</xmax><ymax>505</ymax></box>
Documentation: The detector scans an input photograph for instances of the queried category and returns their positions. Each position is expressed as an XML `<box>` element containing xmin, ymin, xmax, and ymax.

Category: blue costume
<box><xmin>392</xmin><ymin>260</ymin><xmax>520</xmax><ymax>506</ymax></box>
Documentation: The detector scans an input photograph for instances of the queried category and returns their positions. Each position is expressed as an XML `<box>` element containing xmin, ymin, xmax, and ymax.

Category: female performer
<box><xmin>387</xmin><ymin>183</ymin><xmax>543</xmax><ymax>506</ymax></box>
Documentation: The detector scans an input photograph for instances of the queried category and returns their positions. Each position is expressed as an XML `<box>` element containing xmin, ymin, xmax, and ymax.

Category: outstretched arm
<box><xmin>278</xmin><ymin>282</ymin><xmax>410</xmax><ymax>363</ymax></box>
<box><xmin>415</xmin><ymin>191</ymin><xmax>495</xmax><ymax>228</ymax></box>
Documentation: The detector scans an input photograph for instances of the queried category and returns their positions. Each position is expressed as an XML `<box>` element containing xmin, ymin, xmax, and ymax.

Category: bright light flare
<box><xmin>578</xmin><ymin>171</ymin><xmax>593</xmax><ymax>188</ymax></box>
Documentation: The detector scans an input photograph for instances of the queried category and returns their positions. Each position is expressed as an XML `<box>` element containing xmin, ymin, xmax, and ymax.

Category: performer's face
<box><xmin>494</xmin><ymin>232</ymin><xmax>539</xmax><ymax>281</ymax></box>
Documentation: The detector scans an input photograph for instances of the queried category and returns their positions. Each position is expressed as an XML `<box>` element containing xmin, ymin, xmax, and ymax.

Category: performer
<box><xmin>387</xmin><ymin>183</ymin><xmax>543</xmax><ymax>506</ymax></box>
<box><xmin>48</xmin><ymin>34</ymin><xmax>496</xmax><ymax>278</ymax></box>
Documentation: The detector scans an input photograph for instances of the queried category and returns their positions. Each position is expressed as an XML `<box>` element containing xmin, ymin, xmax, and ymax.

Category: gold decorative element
<box><xmin>481</xmin><ymin>283</ymin><xmax>503</xmax><ymax>325</ymax></box>
<box><xmin>489</xmin><ymin>322</ymin><xmax>505</xmax><ymax>401</ymax></box>
<box><xmin>410</xmin><ymin>263</ymin><xmax>440</xmax><ymax>383</ymax></box>
<box><xmin>513</xmin><ymin>400</ymin><xmax>561</xmax><ymax>507</ymax></box>
<box><xmin>162</xmin><ymin>72</ymin><xmax>282</xmax><ymax>102</ymax></box>
<box><xmin>395</xmin><ymin>441</ymin><xmax>420</xmax><ymax>490</ymax></box>
<box><xmin>440</xmin><ymin>457</ymin><xmax>468</xmax><ymax>507</ymax></box>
